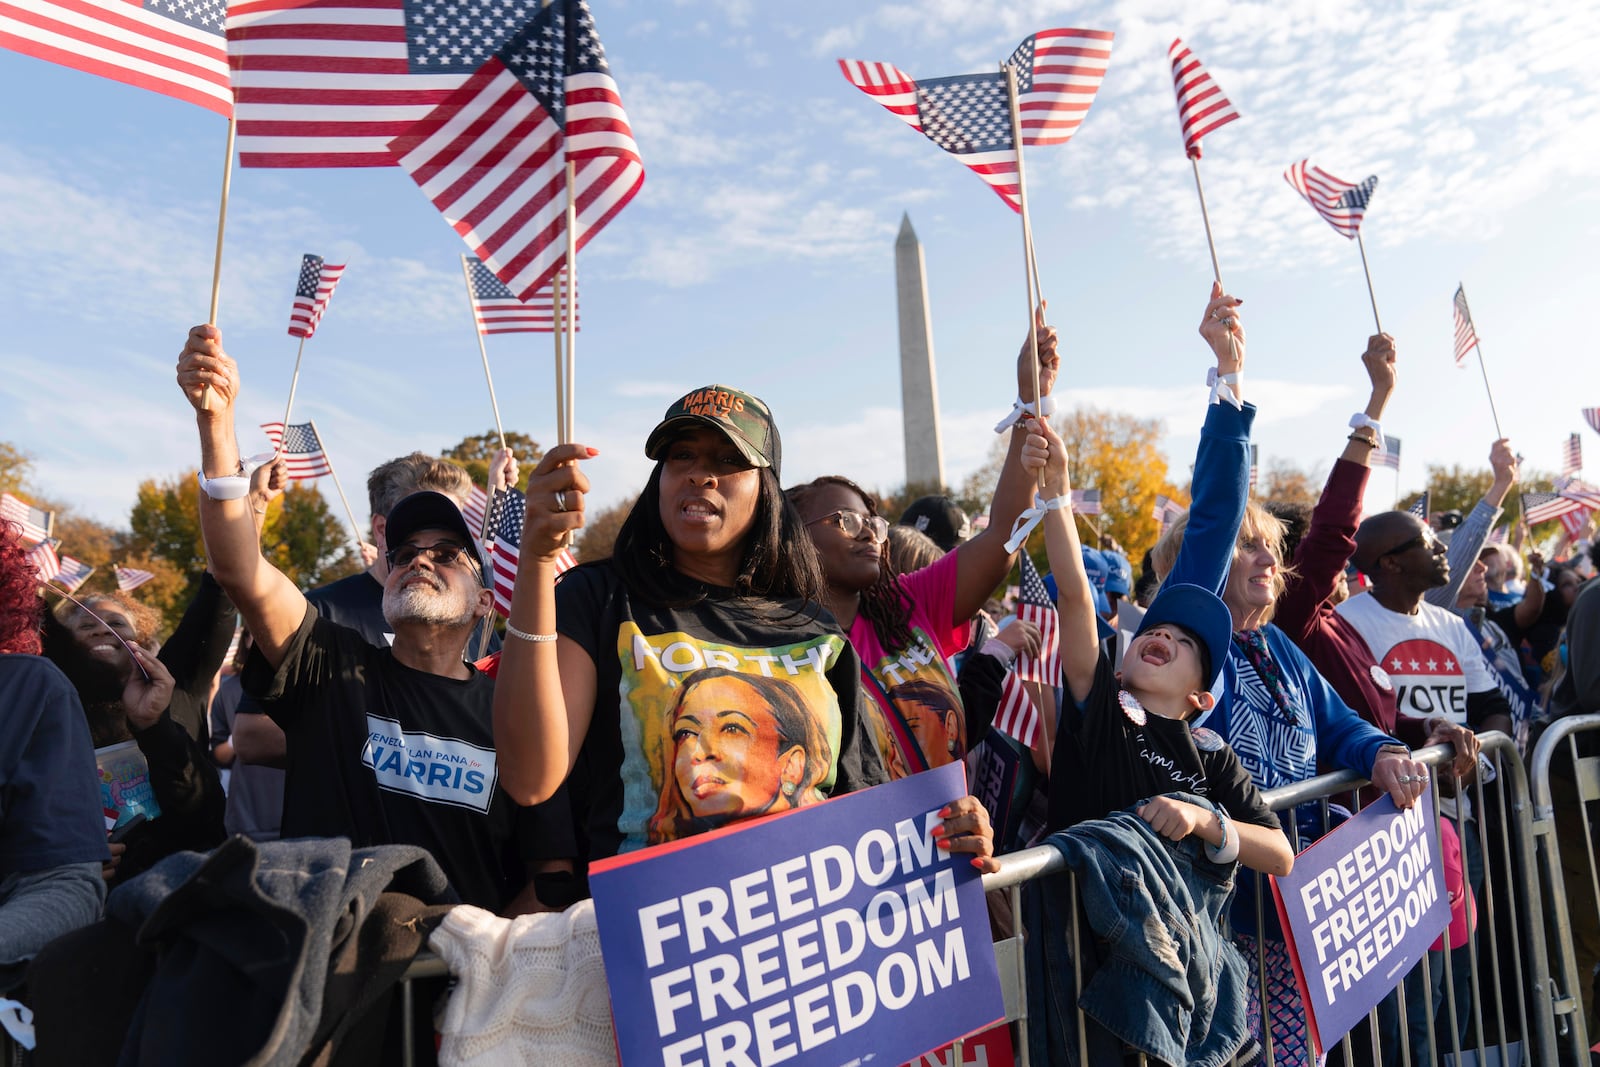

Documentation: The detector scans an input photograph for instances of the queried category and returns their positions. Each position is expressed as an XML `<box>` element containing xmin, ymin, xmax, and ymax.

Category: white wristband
<box><xmin>1205</xmin><ymin>807</ymin><xmax>1240</xmax><ymax>864</ymax></box>
<box><xmin>980</xmin><ymin>637</ymin><xmax>1018</xmax><ymax>667</ymax></box>
<box><xmin>1003</xmin><ymin>493</ymin><xmax>1072</xmax><ymax>553</ymax></box>
<box><xmin>1206</xmin><ymin>369</ymin><xmax>1243</xmax><ymax>409</ymax></box>
<box><xmin>994</xmin><ymin>394</ymin><xmax>1057</xmax><ymax>433</ymax></box>
<box><xmin>1347</xmin><ymin>413</ymin><xmax>1385</xmax><ymax>452</ymax></box>
<box><xmin>196</xmin><ymin>453</ymin><xmax>274</xmax><ymax>501</ymax></box>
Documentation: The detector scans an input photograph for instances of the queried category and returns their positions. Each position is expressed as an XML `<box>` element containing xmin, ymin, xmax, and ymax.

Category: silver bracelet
<box><xmin>505</xmin><ymin>621</ymin><xmax>557</xmax><ymax>643</ymax></box>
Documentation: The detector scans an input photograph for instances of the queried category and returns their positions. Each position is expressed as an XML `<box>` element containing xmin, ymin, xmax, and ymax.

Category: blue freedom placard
<box><xmin>589</xmin><ymin>761</ymin><xmax>1003</xmax><ymax>1067</ymax></box>
<box><xmin>1271</xmin><ymin>790</ymin><xmax>1450</xmax><ymax>1055</ymax></box>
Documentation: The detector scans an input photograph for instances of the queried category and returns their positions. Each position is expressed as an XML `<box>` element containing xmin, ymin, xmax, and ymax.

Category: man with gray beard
<box><xmin>177</xmin><ymin>324</ymin><xmax>560</xmax><ymax>913</ymax></box>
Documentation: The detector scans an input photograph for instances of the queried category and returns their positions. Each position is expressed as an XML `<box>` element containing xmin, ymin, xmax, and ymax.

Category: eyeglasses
<box><xmin>386</xmin><ymin>541</ymin><xmax>478</xmax><ymax>571</ymax></box>
<box><xmin>1378</xmin><ymin>531</ymin><xmax>1441</xmax><ymax>561</ymax></box>
<box><xmin>807</xmin><ymin>509</ymin><xmax>889</xmax><ymax>543</ymax></box>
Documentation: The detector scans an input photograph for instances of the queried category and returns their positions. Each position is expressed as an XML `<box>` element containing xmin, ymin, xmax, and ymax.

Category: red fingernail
<box><xmin>936</xmin><ymin>838</ymin><xmax>952</xmax><ymax>850</ymax></box>
<box><xmin>585</xmin><ymin>447</ymin><xmax>599</xmax><ymax>456</ymax></box>
<box><xmin>938</xmin><ymin>806</ymin><xmax>952</xmax><ymax>818</ymax></box>
<box><xmin>929</xmin><ymin>825</ymin><xmax>948</xmax><ymax>840</ymax></box>
<box><xmin>971</xmin><ymin>858</ymin><xmax>987</xmax><ymax>870</ymax></box>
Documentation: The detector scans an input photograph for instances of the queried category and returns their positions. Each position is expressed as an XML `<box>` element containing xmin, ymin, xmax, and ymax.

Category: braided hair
<box><xmin>785</xmin><ymin>476</ymin><xmax>915</xmax><ymax>655</ymax></box>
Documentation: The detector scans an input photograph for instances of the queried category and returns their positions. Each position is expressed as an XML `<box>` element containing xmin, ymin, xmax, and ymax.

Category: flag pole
<box><xmin>1187</xmin><ymin>156</ymin><xmax>1243</xmax><ymax>367</ymax></box>
<box><xmin>199</xmin><ymin>113</ymin><xmax>238</xmax><ymax>413</ymax></box>
<box><xmin>551</xmin><ymin>266</ymin><xmax>568</xmax><ymax>444</ymax></box>
<box><xmin>308</xmin><ymin>419</ymin><xmax>366</xmax><ymax>551</ymax></box>
<box><xmin>1003</xmin><ymin>62</ymin><xmax>1045</xmax><ymax>486</ymax></box>
<box><xmin>1355</xmin><ymin>232</ymin><xmax>1383</xmax><ymax>335</ymax></box>
<box><xmin>563</xmin><ymin>160</ymin><xmax>579</xmax><ymax>444</ymax></box>
<box><xmin>278</xmin><ymin>336</ymin><xmax>308</xmax><ymax>457</ymax></box>
<box><xmin>1461</xmin><ymin>293</ymin><xmax>1505</xmax><ymax>439</ymax></box>
<box><xmin>459</xmin><ymin>256</ymin><xmax>509</xmax><ymax>453</ymax></box>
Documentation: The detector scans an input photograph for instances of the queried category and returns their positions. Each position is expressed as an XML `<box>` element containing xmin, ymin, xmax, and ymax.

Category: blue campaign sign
<box><xmin>1271</xmin><ymin>790</ymin><xmax>1451</xmax><ymax>1056</ymax></box>
<box><xmin>589</xmin><ymin>761</ymin><xmax>1003</xmax><ymax>1067</ymax></box>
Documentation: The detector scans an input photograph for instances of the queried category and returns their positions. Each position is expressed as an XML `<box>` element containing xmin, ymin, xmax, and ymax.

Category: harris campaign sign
<box><xmin>589</xmin><ymin>761</ymin><xmax>1003</xmax><ymax>1067</ymax></box>
<box><xmin>1271</xmin><ymin>790</ymin><xmax>1451</xmax><ymax>1055</ymax></box>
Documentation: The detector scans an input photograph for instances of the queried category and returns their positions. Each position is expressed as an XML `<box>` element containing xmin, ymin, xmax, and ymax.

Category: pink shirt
<box><xmin>849</xmin><ymin>551</ymin><xmax>971</xmax><ymax>778</ymax></box>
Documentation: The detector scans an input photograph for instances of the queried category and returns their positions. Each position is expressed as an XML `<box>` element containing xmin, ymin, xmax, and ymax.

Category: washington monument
<box><xmin>895</xmin><ymin>214</ymin><xmax>946</xmax><ymax>490</ymax></box>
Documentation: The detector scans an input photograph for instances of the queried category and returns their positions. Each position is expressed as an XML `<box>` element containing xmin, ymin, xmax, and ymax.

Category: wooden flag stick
<box><xmin>308</xmin><ymin>419</ymin><xmax>366</xmax><ymax>551</ymax></box>
<box><xmin>200</xmin><ymin>113</ymin><xmax>238</xmax><ymax>412</ymax></box>
<box><xmin>1355</xmin><ymin>232</ymin><xmax>1383</xmax><ymax>335</ymax></box>
<box><xmin>459</xmin><ymin>255</ymin><xmax>508</xmax><ymax>453</ymax></box>
<box><xmin>1187</xmin><ymin>156</ymin><xmax>1243</xmax><ymax>366</ymax></box>
<box><xmin>551</xmin><ymin>266</ymin><xmax>568</xmax><ymax>444</ymax></box>
<box><xmin>277</xmin><ymin>337</ymin><xmax>308</xmax><ymax>456</ymax></box>
<box><xmin>563</xmin><ymin>160</ymin><xmax>579</xmax><ymax>444</ymax></box>
<box><xmin>1002</xmin><ymin>64</ymin><xmax>1044</xmax><ymax>437</ymax></box>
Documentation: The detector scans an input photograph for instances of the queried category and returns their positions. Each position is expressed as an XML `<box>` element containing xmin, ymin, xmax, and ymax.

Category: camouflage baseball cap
<box><xmin>644</xmin><ymin>385</ymin><xmax>782</xmax><ymax>478</ymax></box>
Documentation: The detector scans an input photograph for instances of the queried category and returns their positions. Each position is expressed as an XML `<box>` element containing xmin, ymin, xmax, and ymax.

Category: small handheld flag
<box><xmin>1373</xmin><ymin>436</ymin><xmax>1401</xmax><ymax>471</ymax></box>
<box><xmin>465</xmin><ymin>257</ymin><xmax>579</xmax><ymax>335</ymax></box>
<box><xmin>261</xmin><ymin>422</ymin><xmax>334</xmax><ymax>479</ymax></box>
<box><xmin>1452</xmin><ymin>285</ymin><xmax>1479</xmax><ymax>368</ymax></box>
<box><xmin>1168</xmin><ymin>39</ymin><xmax>1238</xmax><ymax>159</ymax></box>
<box><xmin>53</xmin><ymin>555</ymin><xmax>94</xmax><ymax>593</ymax></box>
<box><xmin>1584</xmin><ymin>408</ymin><xmax>1600</xmax><ymax>437</ymax></box>
<box><xmin>1563</xmin><ymin>434</ymin><xmax>1583</xmax><ymax>478</ymax></box>
<box><xmin>485</xmin><ymin>487</ymin><xmax>575</xmax><ymax>615</ymax></box>
<box><xmin>1012</xmin><ymin>553</ymin><xmax>1061</xmax><ymax>687</ymax></box>
<box><xmin>1408</xmin><ymin>491</ymin><xmax>1431</xmax><ymax>521</ymax></box>
<box><xmin>1</xmin><ymin>492</ymin><xmax>53</xmax><ymax>546</ymax></box>
<box><xmin>115</xmin><ymin>566</ymin><xmax>156</xmax><ymax>593</ymax></box>
<box><xmin>26</xmin><ymin>540</ymin><xmax>60</xmax><ymax>582</ymax></box>
<box><xmin>287</xmin><ymin>254</ymin><xmax>346</xmax><ymax>339</ymax></box>
<box><xmin>1284</xmin><ymin>160</ymin><xmax>1377</xmax><ymax>239</ymax></box>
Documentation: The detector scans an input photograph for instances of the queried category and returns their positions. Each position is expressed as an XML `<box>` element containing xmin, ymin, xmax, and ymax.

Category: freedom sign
<box><xmin>589</xmin><ymin>761</ymin><xmax>1003</xmax><ymax>1067</ymax></box>
<box><xmin>1271</xmin><ymin>790</ymin><xmax>1450</xmax><ymax>1055</ymax></box>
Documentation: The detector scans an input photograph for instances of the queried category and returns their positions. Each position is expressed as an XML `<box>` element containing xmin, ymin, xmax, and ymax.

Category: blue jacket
<box><xmin>1024</xmin><ymin>794</ymin><xmax>1252</xmax><ymax>1067</ymax></box>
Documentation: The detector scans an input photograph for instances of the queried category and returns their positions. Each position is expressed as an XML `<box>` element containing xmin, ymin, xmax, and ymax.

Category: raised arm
<box><xmin>1163</xmin><ymin>284</ymin><xmax>1254</xmax><ymax>595</ymax></box>
<box><xmin>950</xmin><ymin>308</ymin><xmax>1060</xmax><ymax>625</ymax></box>
<box><xmin>1277</xmin><ymin>335</ymin><xmax>1395</xmax><ymax>639</ymax></box>
<box><xmin>491</xmin><ymin>444</ymin><xmax>597</xmax><ymax>805</ymax></box>
<box><xmin>176</xmin><ymin>326</ymin><xmax>308</xmax><ymax>668</ymax></box>
<box><xmin>1029</xmin><ymin>419</ymin><xmax>1099</xmax><ymax>704</ymax></box>
<box><xmin>1425</xmin><ymin>439</ymin><xmax>1515</xmax><ymax>609</ymax></box>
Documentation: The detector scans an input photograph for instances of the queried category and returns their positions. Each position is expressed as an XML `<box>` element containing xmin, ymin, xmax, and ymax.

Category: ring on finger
<box><xmin>554</xmin><ymin>490</ymin><xmax>569</xmax><ymax>513</ymax></box>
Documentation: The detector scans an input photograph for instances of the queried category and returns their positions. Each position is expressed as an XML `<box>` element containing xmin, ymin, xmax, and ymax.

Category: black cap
<box><xmin>897</xmin><ymin>495</ymin><xmax>970</xmax><ymax>552</ymax></box>
<box><xmin>383</xmin><ymin>491</ymin><xmax>486</xmax><ymax>577</ymax></box>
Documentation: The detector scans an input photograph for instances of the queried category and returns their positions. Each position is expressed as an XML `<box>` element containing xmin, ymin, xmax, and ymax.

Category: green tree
<box><xmin>1401</xmin><ymin>463</ymin><xmax>1564</xmax><ymax>534</ymax></box>
<box><xmin>261</xmin><ymin>482</ymin><xmax>362</xmax><ymax>590</ymax></box>
<box><xmin>1260</xmin><ymin>458</ymin><xmax>1322</xmax><ymax>511</ymax></box>
<box><xmin>442</xmin><ymin>430</ymin><xmax>544</xmax><ymax>490</ymax></box>
<box><xmin>0</xmin><ymin>441</ymin><xmax>30</xmax><ymax>496</ymax></box>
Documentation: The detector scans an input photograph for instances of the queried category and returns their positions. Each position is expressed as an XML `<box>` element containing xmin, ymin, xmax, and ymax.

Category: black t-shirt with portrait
<box><xmin>242</xmin><ymin>605</ymin><xmax>565</xmax><ymax>910</ymax></box>
<box><xmin>556</xmin><ymin>561</ymin><xmax>887</xmax><ymax>867</ymax></box>
<box><xmin>1046</xmin><ymin>653</ymin><xmax>1279</xmax><ymax>834</ymax></box>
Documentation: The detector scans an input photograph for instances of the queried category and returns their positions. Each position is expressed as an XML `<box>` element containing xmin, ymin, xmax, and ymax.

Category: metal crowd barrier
<box><xmin>1529</xmin><ymin>712</ymin><xmax>1600</xmax><ymax>1065</ymax></box>
<box><xmin>395</xmin><ymin>730</ymin><xmax>1587</xmax><ymax>1067</ymax></box>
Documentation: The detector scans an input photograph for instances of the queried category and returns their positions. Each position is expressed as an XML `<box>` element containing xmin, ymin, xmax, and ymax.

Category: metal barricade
<box><xmin>396</xmin><ymin>732</ymin><xmax>1566</xmax><ymax>1067</ymax></box>
<box><xmin>1529</xmin><ymin>712</ymin><xmax>1600</xmax><ymax>1064</ymax></box>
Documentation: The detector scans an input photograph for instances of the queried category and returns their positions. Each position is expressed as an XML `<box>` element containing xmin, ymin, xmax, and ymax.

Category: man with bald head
<box><xmin>1339</xmin><ymin>510</ymin><xmax>1513</xmax><ymax>739</ymax></box>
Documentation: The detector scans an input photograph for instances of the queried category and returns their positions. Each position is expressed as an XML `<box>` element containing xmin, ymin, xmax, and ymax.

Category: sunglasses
<box><xmin>386</xmin><ymin>541</ymin><xmax>478</xmax><ymax>571</ymax></box>
<box><xmin>807</xmin><ymin>509</ymin><xmax>889</xmax><ymax>544</ymax></box>
<box><xmin>1378</xmin><ymin>531</ymin><xmax>1441</xmax><ymax>561</ymax></box>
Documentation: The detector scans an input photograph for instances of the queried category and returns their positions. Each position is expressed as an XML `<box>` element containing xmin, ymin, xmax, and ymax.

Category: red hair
<box><xmin>0</xmin><ymin>521</ymin><xmax>44</xmax><ymax>655</ymax></box>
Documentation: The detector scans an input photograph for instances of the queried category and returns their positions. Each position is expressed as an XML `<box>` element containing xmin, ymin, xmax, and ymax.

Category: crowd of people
<box><xmin>1</xmin><ymin>291</ymin><xmax>1597</xmax><ymax>1067</ymax></box>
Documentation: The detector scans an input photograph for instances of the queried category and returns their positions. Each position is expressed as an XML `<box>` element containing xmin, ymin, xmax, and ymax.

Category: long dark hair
<box><xmin>612</xmin><ymin>463</ymin><xmax>825</xmax><ymax>608</ymax></box>
<box><xmin>785</xmin><ymin>475</ymin><xmax>915</xmax><ymax>654</ymax></box>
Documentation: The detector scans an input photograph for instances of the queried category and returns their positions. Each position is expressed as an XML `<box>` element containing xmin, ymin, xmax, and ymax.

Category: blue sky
<box><xmin>2</xmin><ymin>0</ymin><xmax>1598</xmax><ymax>531</ymax></box>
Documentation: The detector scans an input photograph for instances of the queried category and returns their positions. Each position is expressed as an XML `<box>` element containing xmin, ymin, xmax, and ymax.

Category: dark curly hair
<box><xmin>0</xmin><ymin>521</ymin><xmax>45</xmax><ymax>655</ymax></box>
<box><xmin>786</xmin><ymin>476</ymin><xmax>915</xmax><ymax>655</ymax></box>
<box><xmin>611</xmin><ymin>463</ymin><xmax>825</xmax><ymax>610</ymax></box>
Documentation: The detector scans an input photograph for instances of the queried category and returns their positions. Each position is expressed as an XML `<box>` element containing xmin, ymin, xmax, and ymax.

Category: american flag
<box><xmin>465</xmin><ymin>256</ymin><xmax>578</xmax><ymax>334</ymax></box>
<box><xmin>227</xmin><ymin>0</ymin><xmax>471</xmax><ymax>166</ymax></box>
<box><xmin>52</xmin><ymin>554</ymin><xmax>94</xmax><ymax>592</ymax></box>
<box><xmin>840</xmin><ymin>27</ymin><xmax>1113</xmax><ymax>213</ymax></box>
<box><xmin>286</xmin><ymin>254</ymin><xmax>345</xmax><ymax>339</ymax></box>
<box><xmin>1558</xmin><ymin>506</ymin><xmax>1594</xmax><ymax>538</ymax></box>
<box><xmin>115</xmin><ymin>565</ymin><xmax>156</xmax><ymax>592</ymax></box>
<box><xmin>1584</xmin><ymin>408</ymin><xmax>1600</xmax><ymax>437</ymax></box>
<box><xmin>388</xmin><ymin>0</ymin><xmax>644</xmax><ymax>301</ymax></box>
<box><xmin>1152</xmin><ymin>494</ymin><xmax>1185</xmax><ymax>532</ymax></box>
<box><xmin>463</xmin><ymin>485</ymin><xmax>489</xmax><ymax>534</ymax></box>
<box><xmin>1563</xmin><ymin>433</ymin><xmax>1582</xmax><ymax>477</ymax></box>
<box><xmin>1167</xmin><ymin>39</ymin><xmax>1237</xmax><ymax>159</ymax></box>
<box><xmin>992</xmin><ymin>670</ymin><xmax>1040</xmax><ymax>748</ymax></box>
<box><xmin>1</xmin><ymin>492</ymin><xmax>53</xmax><ymax>546</ymax></box>
<box><xmin>1372</xmin><ymin>435</ymin><xmax>1401</xmax><ymax>471</ymax></box>
<box><xmin>1011</xmin><ymin>553</ymin><xmax>1060</xmax><ymax>687</ymax></box>
<box><xmin>1521</xmin><ymin>491</ymin><xmax>1580</xmax><ymax>527</ymax></box>
<box><xmin>1070</xmin><ymin>487</ymin><xmax>1101</xmax><ymax>515</ymax></box>
<box><xmin>1452</xmin><ymin>285</ymin><xmax>1479</xmax><ymax>368</ymax></box>
<box><xmin>260</xmin><ymin>421</ymin><xmax>334</xmax><ymax>479</ymax></box>
<box><xmin>1487</xmin><ymin>525</ymin><xmax>1508</xmax><ymax>545</ymax></box>
<box><xmin>1</xmin><ymin>0</ymin><xmax>230</xmax><ymax>116</ymax></box>
<box><xmin>25</xmin><ymin>540</ymin><xmax>60</xmax><ymax>582</ymax></box>
<box><xmin>483</xmin><ymin>487</ymin><xmax>577</xmax><ymax>615</ymax></box>
<box><xmin>1248</xmin><ymin>444</ymin><xmax>1259</xmax><ymax>490</ymax></box>
<box><xmin>1407</xmin><ymin>491</ymin><xmax>1430</xmax><ymax>521</ymax></box>
<box><xmin>1284</xmin><ymin>160</ymin><xmax>1378</xmax><ymax>239</ymax></box>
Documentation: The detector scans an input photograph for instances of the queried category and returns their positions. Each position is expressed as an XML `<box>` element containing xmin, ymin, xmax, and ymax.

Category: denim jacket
<box><xmin>1024</xmin><ymin>793</ymin><xmax>1251</xmax><ymax>1067</ymax></box>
